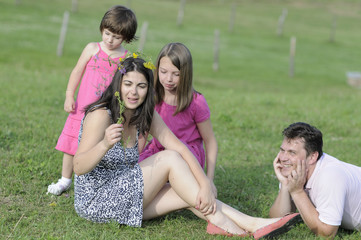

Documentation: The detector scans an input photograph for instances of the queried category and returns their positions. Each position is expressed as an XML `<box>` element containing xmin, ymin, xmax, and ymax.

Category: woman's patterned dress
<box><xmin>74</xmin><ymin>113</ymin><xmax>144</xmax><ymax>227</ymax></box>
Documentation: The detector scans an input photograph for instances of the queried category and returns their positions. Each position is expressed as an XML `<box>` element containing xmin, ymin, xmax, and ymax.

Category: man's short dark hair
<box><xmin>283</xmin><ymin>122</ymin><xmax>323</xmax><ymax>160</ymax></box>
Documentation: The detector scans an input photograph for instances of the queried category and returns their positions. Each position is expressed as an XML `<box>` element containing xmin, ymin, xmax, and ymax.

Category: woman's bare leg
<box><xmin>143</xmin><ymin>183</ymin><xmax>205</xmax><ymax>220</ymax></box>
<box><xmin>141</xmin><ymin>152</ymin><xmax>282</xmax><ymax>233</ymax></box>
<box><xmin>143</xmin><ymin>185</ymin><xmax>282</xmax><ymax>233</ymax></box>
<box><xmin>218</xmin><ymin>203</ymin><xmax>281</xmax><ymax>232</ymax></box>
<box><xmin>140</xmin><ymin>150</ymin><xmax>247</xmax><ymax>235</ymax></box>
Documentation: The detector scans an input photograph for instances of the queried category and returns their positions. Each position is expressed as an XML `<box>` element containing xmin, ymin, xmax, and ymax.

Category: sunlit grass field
<box><xmin>1</xmin><ymin>0</ymin><xmax>361</xmax><ymax>239</ymax></box>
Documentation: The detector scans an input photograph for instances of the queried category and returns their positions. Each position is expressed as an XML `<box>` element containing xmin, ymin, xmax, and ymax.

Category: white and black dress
<box><xmin>74</xmin><ymin>111</ymin><xmax>144</xmax><ymax>227</ymax></box>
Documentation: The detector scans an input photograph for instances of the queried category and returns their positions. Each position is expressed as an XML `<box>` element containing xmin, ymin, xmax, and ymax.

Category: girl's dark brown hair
<box><xmin>99</xmin><ymin>5</ymin><xmax>137</xmax><ymax>43</ymax></box>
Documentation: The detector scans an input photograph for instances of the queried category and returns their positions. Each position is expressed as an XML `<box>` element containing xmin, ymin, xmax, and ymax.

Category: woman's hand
<box><xmin>102</xmin><ymin>123</ymin><xmax>123</xmax><ymax>149</ymax></box>
<box><xmin>195</xmin><ymin>180</ymin><xmax>217</xmax><ymax>216</ymax></box>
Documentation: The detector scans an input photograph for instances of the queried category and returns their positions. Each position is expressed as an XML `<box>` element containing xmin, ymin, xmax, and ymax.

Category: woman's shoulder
<box><xmin>86</xmin><ymin>107</ymin><xmax>110</xmax><ymax>118</ymax></box>
<box><xmin>83</xmin><ymin>108</ymin><xmax>111</xmax><ymax>127</ymax></box>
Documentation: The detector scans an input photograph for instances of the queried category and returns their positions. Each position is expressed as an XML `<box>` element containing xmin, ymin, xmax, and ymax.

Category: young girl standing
<box><xmin>47</xmin><ymin>5</ymin><xmax>137</xmax><ymax>195</ymax></box>
<box><xmin>139</xmin><ymin>43</ymin><xmax>218</xmax><ymax>182</ymax></box>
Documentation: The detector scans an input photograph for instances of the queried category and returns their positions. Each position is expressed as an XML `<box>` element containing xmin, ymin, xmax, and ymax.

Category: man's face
<box><xmin>277</xmin><ymin>137</ymin><xmax>309</xmax><ymax>177</ymax></box>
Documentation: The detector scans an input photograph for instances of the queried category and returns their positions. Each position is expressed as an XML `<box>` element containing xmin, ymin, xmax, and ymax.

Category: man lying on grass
<box><xmin>270</xmin><ymin>122</ymin><xmax>361</xmax><ymax>238</ymax></box>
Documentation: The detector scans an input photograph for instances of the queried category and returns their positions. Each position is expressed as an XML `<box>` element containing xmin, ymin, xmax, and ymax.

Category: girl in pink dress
<box><xmin>47</xmin><ymin>5</ymin><xmax>137</xmax><ymax>195</ymax></box>
<box><xmin>139</xmin><ymin>43</ymin><xmax>218</xmax><ymax>184</ymax></box>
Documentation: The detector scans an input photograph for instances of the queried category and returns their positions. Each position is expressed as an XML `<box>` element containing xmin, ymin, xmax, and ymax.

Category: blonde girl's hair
<box><xmin>99</xmin><ymin>5</ymin><xmax>137</xmax><ymax>43</ymax></box>
<box><xmin>154</xmin><ymin>42</ymin><xmax>194</xmax><ymax>115</ymax></box>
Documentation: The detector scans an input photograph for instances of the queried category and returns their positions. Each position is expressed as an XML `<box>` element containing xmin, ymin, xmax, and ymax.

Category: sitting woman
<box><xmin>73</xmin><ymin>56</ymin><xmax>301</xmax><ymax>238</ymax></box>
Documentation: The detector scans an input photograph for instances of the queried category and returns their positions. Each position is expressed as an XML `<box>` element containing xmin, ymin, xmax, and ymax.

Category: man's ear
<box><xmin>308</xmin><ymin>151</ymin><xmax>319</xmax><ymax>165</ymax></box>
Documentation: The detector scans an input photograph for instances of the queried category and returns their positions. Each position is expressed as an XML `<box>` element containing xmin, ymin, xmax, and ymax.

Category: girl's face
<box><xmin>158</xmin><ymin>57</ymin><xmax>180</xmax><ymax>94</ymax></box>
<box><xmin>102</xmin><ymin>29</ymin><xmax>123</xmax><ymax>51</ymax></box>
<box><xmin>121</xmin><ymin>71</ymin><xmax>148</xmax><ymax>110</ymax></box>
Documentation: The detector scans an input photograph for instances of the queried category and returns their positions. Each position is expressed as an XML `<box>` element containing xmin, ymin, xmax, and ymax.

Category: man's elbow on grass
<box><xmin>269</xmin><ymin>207</ymin><xmax>284</xmax><ymax>218</ymax></box>
<box><xmin>309</xmin><ymin>221</ymin><xmax>339</xmax><ymax>239</ymax></box>
<box><xmin>269</xmin><ymin>206</ymin><xmax>339</xmax><ymax>238</ymax></box>
<box><xmin>268</xmin><ymin>202</ymin><xmax>295</xmax><ymax>218</ymax></box>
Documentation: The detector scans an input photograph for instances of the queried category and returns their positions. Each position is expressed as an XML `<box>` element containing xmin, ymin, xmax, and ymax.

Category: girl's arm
<box><xmin>73</xmin><ymin>109</ymin><xmax>123</xmax><ymax>175</ymax></box>
<box><xmin>64</xmin><ymin>42</ymin><xmax>98</xmax><ymax>113</ymax></box>
<box><xmin>197</xmin><ymin>119</ymin><xmax>218</xmax><ymax>197</ymax></box>
<box><xmin>197</xmin><ymin>119</ymin><xmax>217</xmax><ymax>180</ymax></box>
<box><xmin>138</xmin><ymin>132</ymin><xmax>149</xmax><ymax>154</ymax></box>
<box><xmin>150</xmin><ymin>112</ymin><xmax>215</xmax><ymax>212</ymax></box>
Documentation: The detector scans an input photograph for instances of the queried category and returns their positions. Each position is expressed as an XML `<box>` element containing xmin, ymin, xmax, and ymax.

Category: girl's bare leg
<box><xmin>47</xmin><ymin>153</ymin><xmax>73</xmax><ymax>195</ymax></box>
<box><xmin>62</xmin><ymin>153</ymin><xmax>73</xmax><ymax>178</ymax></box>
<box><xmin>140</xmin><ymin>150</ymin><xmax>247</xmax><ymax>235</ymax></box>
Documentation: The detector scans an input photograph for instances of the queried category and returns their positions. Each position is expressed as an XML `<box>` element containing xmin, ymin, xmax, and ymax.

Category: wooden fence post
<box><xmin>57</xmin><ymin>11</ymin><xmax>70</xmax><ymax>57</ymax></box>
<box><xmin>289</xmin><ymin>36</ymin><xmax>296</xmax><ymax>77</ymax></box>
<box><xmin>229</xmin><ymin>3</ymin><xmax>236</xmax><ymax>33</ymax></box>
<box><xmin>177</xmin><ymin>0</ymin><xmax>186</xmax><ymax>27</ymax></box>
<box><xmin>213</xmin><ymin>29</ymin><xmax>220</xmax><ymax>71</ymax></box>
<box><xmin>329</xmin><ymin>15</ymin><xmax>337</xmax><ymax>42</ymax></box>
<box><xmin>138</xmin><ymin>21</ymin><xmax>149</xmax><ymax>52</ymax></box>
<box><xmin>277</xmin><ymin>8</ymin><xmax>288</xmax><ymax>36</ymax></box>
<box><xmin>71</xmin><ymin>0</ymin><xmax>78</xmax><ymax>13</ymax></box>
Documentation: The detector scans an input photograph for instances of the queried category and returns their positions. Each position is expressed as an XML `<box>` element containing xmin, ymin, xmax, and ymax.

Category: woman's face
<box><xmin>121</xmin><ymin>71</ymin><xmax>148</xmax><ymax>110</ymax></box>
<box><xmin>158</xmin><ymin>56</ymin><xmax>180</xmax><ymax>94</ymax></box>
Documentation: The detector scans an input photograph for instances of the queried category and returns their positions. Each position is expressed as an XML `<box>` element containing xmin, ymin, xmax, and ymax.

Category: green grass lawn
<box><xmin>1</xmin><ymin>0</ymin><xmax>361</xmax><ymax>239</ymax></box>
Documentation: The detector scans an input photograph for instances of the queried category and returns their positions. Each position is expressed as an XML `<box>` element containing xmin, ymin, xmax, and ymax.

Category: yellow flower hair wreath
<box><xmin>118</xmin><ymin>51</ymin><xmax>156</xmax><ymax>74</ymax></box>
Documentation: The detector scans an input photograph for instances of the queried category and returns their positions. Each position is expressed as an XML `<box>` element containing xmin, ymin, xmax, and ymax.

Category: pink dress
<box><xmin>139</xmin><ymin>92</ymin><xmax>210</xmax><ymax>168</ymax></box>
<box><xmin>55</xmin><ymin>43</ymin><xmax>127</xmax><ymax>155</ymax></box>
